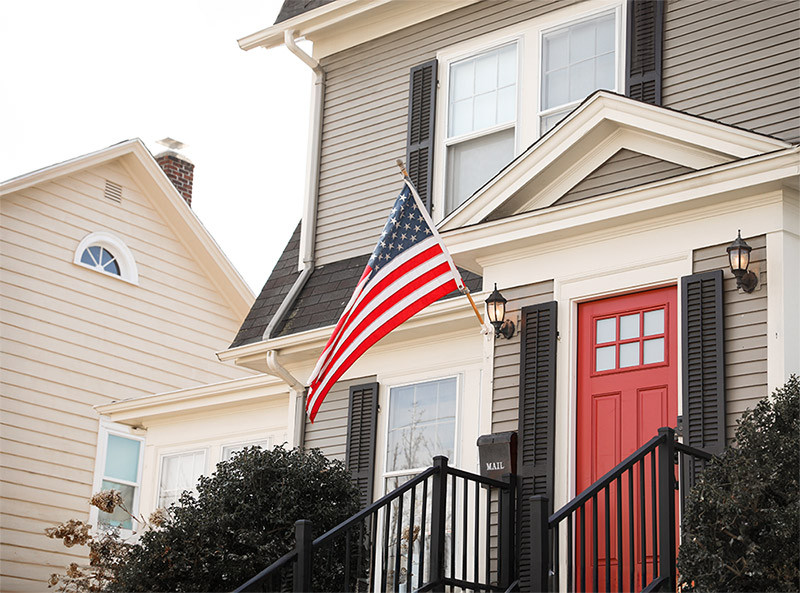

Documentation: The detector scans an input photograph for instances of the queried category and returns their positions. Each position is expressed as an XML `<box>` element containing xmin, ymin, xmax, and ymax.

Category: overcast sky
<box><xmin>0</xmin><ymin>1</ymin><xmax>312</xmax><ymax>293</ymax></box>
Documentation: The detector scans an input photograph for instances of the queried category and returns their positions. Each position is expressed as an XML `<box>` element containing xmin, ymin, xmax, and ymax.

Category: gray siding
<box><xmin>555</xmin><ymin>149</ymin><xmax>694</xmax><ymax>206</ymax></box>
<box><xmin>692</xmin><ymin>235</ymin><xmax>767</xmax><ymax>443</ymax></box>
<box><xmin>303</xmin><ymin>375</ymin><xmax>377</xmax><ymax>460</ymax></box>
<box><xmin>663</xmin><ymin>0</ymin><xmax>800</xmax><ymax>143</ymax></box>
<box><xmin>491</xmin><ymin>281</ymin><xmax>555</xmax><ymax>434</ymax></box>
<box><xmin>316</xmin><ymin>0</ymin><xmax>580</xmax><ymax>265</ymax></box>
<box><xmin>315</xmin><ymin>0</ymin><xmax>799</xmax><ymax>266</ymax></box>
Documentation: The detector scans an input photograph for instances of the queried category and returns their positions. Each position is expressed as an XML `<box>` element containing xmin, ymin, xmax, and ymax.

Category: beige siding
<box><xmin>663</xmin><ymin>0</ymin><xmax>800</xmax><ymax>143</ymax></box>
<box><xmin>303</xmin><ymin>375</ymin><xmax>377</xmax><ymax>461</ymax></box>
<box><xmin>692</xmin><ymin>235</ymin><xmax>768</xmax><ymax>443</ymax></box>
<box><xmin>0</xmin><ymin>161</ymin><xmax>251</xmax><ymax>590</ymax></box>
<box><xmin>492</xmin><ymin>282</ymin><xmax>555</xmax><ymax>434</ymax></box>
<box><xmin>316</xmin><ymin>0</ymin><xmax>581</xmax><ymax>265</ymax></box>
<box><xmin>555</xmin><ymin>149</ymin><xmax>694</xmax><ymax>206</ymax></box>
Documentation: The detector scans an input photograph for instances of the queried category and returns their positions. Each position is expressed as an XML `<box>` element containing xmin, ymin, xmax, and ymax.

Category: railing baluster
<box><xmin>592</xmin><ymin>493</ymin><xmax>598</xmax><ymax>593</ymax></box>
<box><xmin>639</xmin><ymin>458</ymin><xmax>646</xmax><ymax>591</ymax></box>
<box><xmin>451</xmin><ymin>473</ymin><xmax>457</xmax><ymax>580</ymax></box>
<box><xmin>382</xmin><ymin>502</ymin><xmax>390</xmax><ymax>590</ymax></box>
<box><xmin>650</xmin><ymin>449</ymin><xmax>658</xmax><ymax>583</ymax></box>
<box><xmin>499</xmin><ymin>475</ymin><xmax>514</xmax><ymax>588</ymax></box>
<box><xmin>484</xmin><ymin>486</ymin><xmax>491</xmax><ymax>588</ymax></box>
<box><xmin>462</xmin><ymin>477</ymin><xmax>468</xmax><ymax>581</ymax></box>
<box><xmin>580</xmin><ymin>505</ymin><xmax>586</xmax><ymax>592</ymax></box>
<box><xmin>344</xmin><ymin>524</ymin><xmax>351</xmax><ymax>592</ymax></box>
<box><xmin>604</xmin><ymin>486</ymin><xmax>610</xmax><ymax>593</ymax></box>
<box><xmin>617</xmin><ymin>475</ymin><xmax>623</xmax><ymax>592</ymax></box>
<box><xmin>628</xmin><ymin>467</ymin><xmax>634</xmax><ymax>593</ymax></box>
<box><xmin>657</xmin><ymin>427</ymin><xmax>677</xmax><ymax>591</ymax></box>
<box><xmin>420</xmin><ymin>477</ymin><xmax>428</xmax><ymax>590</ymax></box>
<box><xmin>553</xmin><ymin>518</ymin><xmax>560</xmax><ymax>592</ymax></box>
<box><xmin>473</xmin><ymin>480</ymin><xmax>479</xmax><ymax>589</ymax></box>
<box><xmin>369</xmin><ymin>510</ymin><xmax>378</xmax><ymax>591</ymax></box>
<box><xmin>407</xmin><ymin>482</ymin><xmax>416</xmax><ymax>591</ymax></box>
<box><xmin>567</xmin><ymin>514</ymin><xmax>573</xmax><ymax>593</ymax></box>
<box><xmin>395</xmin><ymin>491</ymin><xmax>404</xmax><ymax>591</ymax></box>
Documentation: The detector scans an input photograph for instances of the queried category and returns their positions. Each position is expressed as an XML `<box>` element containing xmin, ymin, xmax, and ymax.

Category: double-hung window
<box><xmin>445</xmin><ymin>43</ymin><xmax>518</xmax><ymax>216</ymax></box>
<box><xmin>95</xmin><ymin>429</ymin><xmax>144</xmax><ymax>531</ymax></box>
<box><xmin>157</xmin><ymin>450</ymin><xmax>206</xmax><ymax>509</ymax></box>
<box><xmin>540</xmin><ymin>10</ymin><xmax>617</xmax><ymax>133</ymax></box>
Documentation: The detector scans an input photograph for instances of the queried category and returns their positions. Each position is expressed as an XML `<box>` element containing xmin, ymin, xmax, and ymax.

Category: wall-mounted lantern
<box><xmin>485</xmin><ymin>284</ymin><xmax>515</xmax><ymax>339</ymax></box>
<box><xmin>726</xmin><ymin>230</ymin><xmax>758</xmax><ymax>293</ymax></box>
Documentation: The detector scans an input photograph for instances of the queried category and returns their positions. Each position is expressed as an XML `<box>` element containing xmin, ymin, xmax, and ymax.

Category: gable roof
<box><xmin>0</xmin><ymin>139</ymin><xmax>254</xmax><ymax>317</ymax></box>
<box><xmin>439</xmin><ymin>91</ymin><xmax>792</xmax><ymax>231</ymax></box>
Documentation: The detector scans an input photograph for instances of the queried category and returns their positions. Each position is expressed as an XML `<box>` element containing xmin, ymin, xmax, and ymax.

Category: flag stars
<box><xmin>401</xmin><ymin>233</ymin><xmax>407</xmax><ymax>240</ymax></box>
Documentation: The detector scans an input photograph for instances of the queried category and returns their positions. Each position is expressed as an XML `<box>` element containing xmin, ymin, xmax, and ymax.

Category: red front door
<box><xmin>576</xmin><ymin>287</ymin><xmax>678</xmax><ymax>591</ymax></box>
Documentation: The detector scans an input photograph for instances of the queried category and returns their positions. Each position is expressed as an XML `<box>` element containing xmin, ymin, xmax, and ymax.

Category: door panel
<box><xmin>577</xmin><ymin>287</ymin><xmax>678</xmax><ymax>591</ymax></box>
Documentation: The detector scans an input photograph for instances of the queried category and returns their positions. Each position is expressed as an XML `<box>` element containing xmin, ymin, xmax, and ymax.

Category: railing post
<box><xmin>294</xmin><ymin>519</ymin><xmax>314</xmax><ymax>592</ymax></box>
<box><xmin>530</xmin><ymin>495</ymin><xmax>549</xmax><ymax>593</ymax></box>
<box><xmin>429</xmin><ymin>456</ymin><xmax>448</xmax><ymax>592</ymax></box>
<box><xmin>657</xmin><ymin>427</ymin><xmax>677</xmax><ymax>590</ymax></box>
<box><xmin>499</xmin><ymin>473</ymin><xmax>516</xmax><ymax>587</ymax></box>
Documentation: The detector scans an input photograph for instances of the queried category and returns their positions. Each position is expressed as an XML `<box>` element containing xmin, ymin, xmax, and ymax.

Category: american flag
<box><xmin>305</xmin><ymin>180</ymin><xmax>465</xmax><ymax>422</ymax></box>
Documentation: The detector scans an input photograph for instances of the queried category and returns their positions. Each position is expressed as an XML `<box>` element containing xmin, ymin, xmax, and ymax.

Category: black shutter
<box><xmin>346</xmin><ymin>382</ymin><xmax>379</xmax><ymax>508</ymax></box>
<box><xmin>625</xmin><ymin>0</ymin><xmax>664</xmax><ymax>105</ymax></box>
<box><xmin>681</xmin><ymin>270</ymin><xmax>725</xmax><ymax>496</ymax></box>
<box><xmin>406</xmin><ymin>59</ymin><xmax>437</xmax><ymax>213</ymax></box>
<box><xmin>517</xmin><ymin>301</ymin><xmax>558</xmax><ymax>591</ymax></box>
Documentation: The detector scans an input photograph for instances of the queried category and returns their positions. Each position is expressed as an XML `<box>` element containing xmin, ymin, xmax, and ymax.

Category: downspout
<box><xmin>263</xmin><ymin>30</ymin><xmax>326</xmax><ymax>340</ymax></box>
<box><xmin>266</xmin><ymin>350</ymin><xmax>307</xmax><ymax>448</ymax></box>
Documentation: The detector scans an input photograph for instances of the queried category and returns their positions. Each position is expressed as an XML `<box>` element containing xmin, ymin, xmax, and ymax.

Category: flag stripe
<box><xmin>308</xmin><ymin>277</ymin><xmax>457</xmax><ymax>419</ymax></box>
<box><xmin>308</xmin><ymin>259</ymin><xmax>453</xmax><ymax>403</ymax></box>
<box><xmin>308</xmin><ymin>248</ymin><xmax>447</xmax><ymax>387</ymax></box>
<box><xmin>309</xmin><ymin>238</ymin><xmax>440</xmax><ymax>382</ymax></box>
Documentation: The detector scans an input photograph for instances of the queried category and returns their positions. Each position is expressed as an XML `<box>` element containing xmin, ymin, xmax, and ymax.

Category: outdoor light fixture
<box><xmin>726</xmin><ymin>230</ymin><xmax>758</xmax><ymax>293</ymax></box>
<box><xmin>485</xmin><ymin>284</ymin><xmax>515</xmax><ymax>339</ymax></box>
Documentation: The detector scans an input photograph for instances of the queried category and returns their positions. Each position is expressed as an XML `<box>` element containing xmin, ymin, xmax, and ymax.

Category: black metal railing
<box><xmin>527</xmin><ymin>427</ymin><xmax>712</xmax><ymax>593</ymax></box>
<box><xmin>235</xmin><ymin>455</ymin><xmax>516</xmax><ymax>593</ymax></box>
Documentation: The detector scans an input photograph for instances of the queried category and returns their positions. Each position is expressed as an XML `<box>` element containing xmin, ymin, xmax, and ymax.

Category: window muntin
<box><xmin>97</xmin><ymin>433</ymin><xmax>143</xmax><ymax>530</ymax></box>
<box><xmin>157</xmin><ymin>450</ymin><xmax>206</xmax><ymax>509</ymax></box>
<box><xmin>80</xmin><ymin>245</ymin><xmax>121</xmax><ymax>276</ymax></box>
<box><xmin>592</xmin><ymin>306</ymin><xmax>668</xmax><ymax>374</ymax></box>
<box><xmin>445</xmin><ymin>43</ymin><xmax>518</xmax><ymax>216</ymax></box>
<box><xmin>540</xmin><ymin>10</ymin><xmax>617</xmax><ymax>133</ymax></box>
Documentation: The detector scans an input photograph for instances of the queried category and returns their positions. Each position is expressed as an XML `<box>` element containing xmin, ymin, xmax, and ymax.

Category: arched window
<box><xmin>74</xmin><ymin>231</ymin><xmax>138</xmax><ymax>284</ymax></box>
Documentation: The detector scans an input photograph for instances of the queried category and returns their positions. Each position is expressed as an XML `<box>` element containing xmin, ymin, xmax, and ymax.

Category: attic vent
<box><xmin>104</xmin><ymin>180</ymin><xmax>122</xmax><ymax>203</ymax></box>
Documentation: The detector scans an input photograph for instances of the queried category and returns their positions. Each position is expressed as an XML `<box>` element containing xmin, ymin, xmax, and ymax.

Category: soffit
<box><xmin>438</xmin><ymin>91</ymin><xmax>792</xmax><ymax>232</ymax></box>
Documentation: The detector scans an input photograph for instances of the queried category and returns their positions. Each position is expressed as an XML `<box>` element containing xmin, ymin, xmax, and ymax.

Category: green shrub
<box><xmin>677</xmin><ymin>375</ymin><xmax>799</xmax><ymax>592</ymax></box>
<box><xmin>110</xmin><ymin>446</ymin><xmax>360</xmax><ymax>592</ymax></box>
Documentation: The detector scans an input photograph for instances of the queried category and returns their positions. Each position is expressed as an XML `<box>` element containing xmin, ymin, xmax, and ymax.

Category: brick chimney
<box><xmin>155</xmin><ymin>150</ymin><xmax>195</xmax><ymax>207</ymax></box>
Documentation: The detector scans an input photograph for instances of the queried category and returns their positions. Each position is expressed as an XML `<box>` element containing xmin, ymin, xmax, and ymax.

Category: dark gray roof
<box><xmin>230</xmin><ymin>222</ymin><xmax>301</xmax><ymax>348</ymax></box>
<box><xmin>274</xmin><ymin>0</ymin><xmax>338</xmax><ymax>24</ymax></box>
<box><xmin>230</xmin><ymin>223</ymin><xmax>483</xmax><ymax>347</ymax></box>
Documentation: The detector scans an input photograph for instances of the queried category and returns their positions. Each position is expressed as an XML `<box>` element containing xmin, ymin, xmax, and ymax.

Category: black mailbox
<box><xmin>477</xmin><ymin>431</ymin><xmax>517</xmax><ymax>480</ymax></box>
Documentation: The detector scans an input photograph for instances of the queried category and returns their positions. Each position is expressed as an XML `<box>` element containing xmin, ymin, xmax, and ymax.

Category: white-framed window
<box><xmin>157</xmin><ymin>450</ymin><xmax>206</xmax><ymax>509</ymax></box>
<box><xmin>444</xmin><ymin>42</ymin><xmax>519</xmax><ymax>216</ymax></box>
<box><xmin>221</xmin><ymin>438</ymin><xmax>273</xmax><ymax>462</ymax></box>
<box><xmin>73</xmin><ymin>231</ymin><xmax>139</xmax><ymax>284</ymax></box>
<box><xmin>383</xmin><ymin>376</ymin><xmax>458</xmax><ymax>492</ymax></box>
<box><xmin>435</xmin><ymin>0</ymin><xmax>624</xmax><ymax>219</ymax></box>
<box><xmin>92</xmin><ymin>423</ymin><xmax>145</xmax><ymax>531</ymax></box>
<box><xmin>539</xmin><ymin>9</ymin><xmax>618</xmax><ymax>133</ymax></box>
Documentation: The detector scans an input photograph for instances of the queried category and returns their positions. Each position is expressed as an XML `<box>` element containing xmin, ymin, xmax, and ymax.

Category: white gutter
<box><xmin>266</xmin><ymin>350</ymin><xmax>307</xmax><ymax>449</ymax></box>
<box><xmin>263</xmin><ymin>30</ymin><xmax>326</xmax><ymax>340</ymax></box>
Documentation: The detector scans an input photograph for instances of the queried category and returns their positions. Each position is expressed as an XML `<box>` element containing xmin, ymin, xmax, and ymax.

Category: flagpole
<box><xmin>396</xmin><ymin>160</ymin><xmax>485</xmax><ymax>327</ymax></box>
